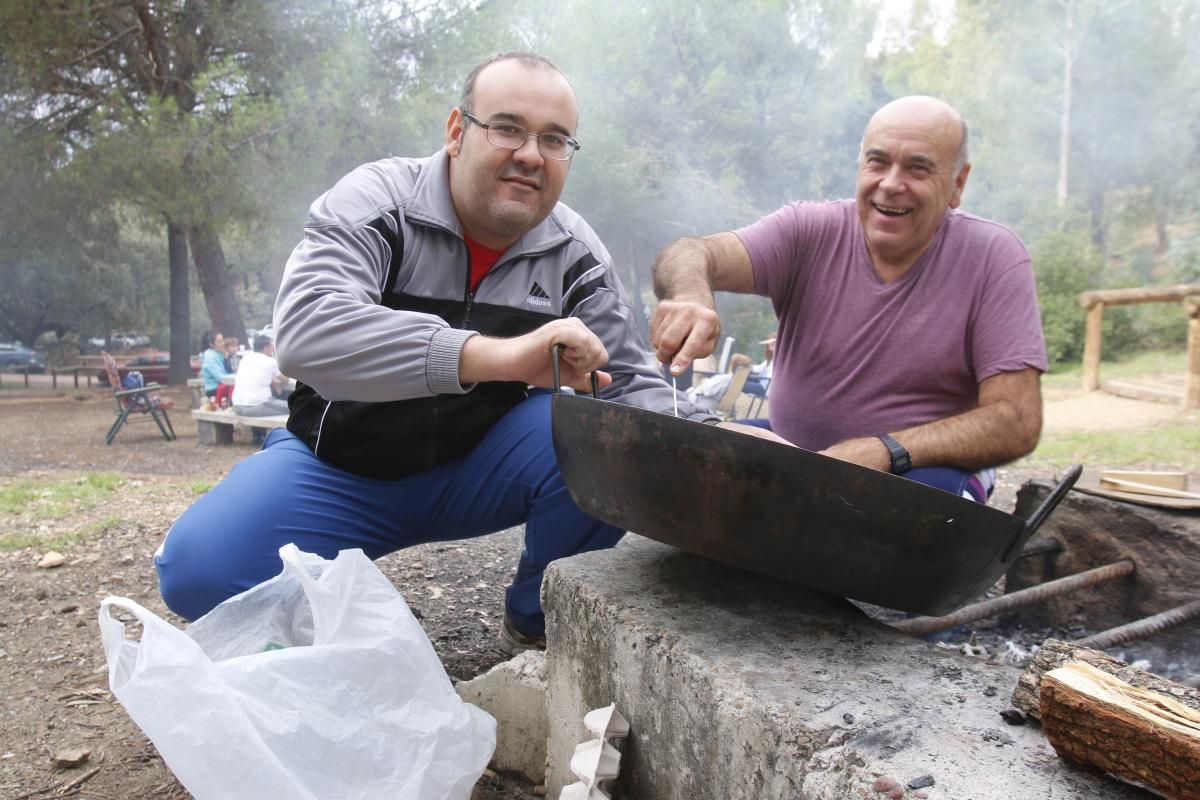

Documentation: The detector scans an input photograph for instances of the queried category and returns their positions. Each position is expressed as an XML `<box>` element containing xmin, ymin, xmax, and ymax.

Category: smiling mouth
<box><xmin>873</xmin><ymin>203</ymin><xmax>912</xmax><ymax>217</ymax></box>
<box><xmin>502</xmin><ymin>176</ymin><xmax>540</xmax><ymax>191</ymax></box>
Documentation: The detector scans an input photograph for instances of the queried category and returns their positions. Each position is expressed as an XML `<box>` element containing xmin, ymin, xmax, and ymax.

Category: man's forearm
<box><xmin>894</xmin><ymin>399</ymin><xmax>1041</xmax><ymax>471</ymax></box>
<box><xmin>652</xmin><ymin>237</ymin><xmax>717</xmax><ymax>305</ymax></box>
<box><xmin>824</xmin><ymin>369</ymin><xmax>1043</xmax><ymax>472</ymax></box>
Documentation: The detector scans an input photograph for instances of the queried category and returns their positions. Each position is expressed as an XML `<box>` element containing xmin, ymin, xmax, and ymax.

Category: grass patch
<box><xmin>0</xmin><ymin>492</ymin><xmax>126</xmax><ymax>551</ymax></box>
<box><xmin>0</xmin><ymin>532</ymin><xmax>41</xmax><ymax>548</ymax></box>
<box><xmin>189</xmin><ymin>480</ymin><xmax>213</xmax><ymax>494</ymax></box>
<box><xmin>0</xmin><ymin>470</ymin><xmax>123</xmax><ymax>520</ymax></box>
<box><xmin>1020</xmin><ymin>419</ymin><xmax>1200</xmax><ymax>470</ymax></box>
<box><xmin>1044</xmin><ymin>349</ymin><xmax>1187</xmax><ymax>389</ymax></box>
<box><xmin>0</xmin><ymin>472</ymin><xmax>124</xmax><ymax>518</ymax></box>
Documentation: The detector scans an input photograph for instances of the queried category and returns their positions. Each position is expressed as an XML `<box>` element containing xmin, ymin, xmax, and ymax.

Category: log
<box><xmin>1040</xmin><ymin>662</ymin><xmax>1200</xmax><ymax>799</ymax></box>
<box><xmin>1078</xmin><ymin>283</ymin><xmax>1200</xmax><ymax>309</ymax></box>
<box><xmin>1011</xmin><ymin>638</ymin><xmax>1200</xmax><ymax>720</ymax></box>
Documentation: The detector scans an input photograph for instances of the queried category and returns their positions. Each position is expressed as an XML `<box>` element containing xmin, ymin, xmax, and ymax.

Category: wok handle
<box><xmin>550</xmin><ymin>343</ymin><xmax>599</xmax><ymax>397</ymax></box>
<box><xmin>1000</xmin><ymin>463</ymin><xmax>1083</xmax><ymax>561</ymax></box>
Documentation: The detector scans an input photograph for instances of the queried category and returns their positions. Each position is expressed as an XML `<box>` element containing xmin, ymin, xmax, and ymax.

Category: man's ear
<box><xmin>445</xmin><ymin>107</ymin><xmax>465</xmax><ymax>156</ymax></box>
<box><xmin>949</xmin><ymin>162</ymin><xmax>971</xmax><ymax>209</ymax></box>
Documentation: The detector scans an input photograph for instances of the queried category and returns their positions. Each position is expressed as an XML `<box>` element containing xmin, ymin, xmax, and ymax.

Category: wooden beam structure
<box><xmin>1076</xmin><ymin>283</ymin><xmax>1200</xmax><ymax>407</ymax></box>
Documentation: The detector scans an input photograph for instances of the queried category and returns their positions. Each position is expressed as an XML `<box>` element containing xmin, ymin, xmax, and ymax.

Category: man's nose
<box><xmin>878</xmin><ymin>165</ymin><xmax>906</xmax><ymax>193</ymax></box>
<box><xmin>512</xmin><ymin>134</ymin><xmax>544</xmax><ymax>166</ymax></box>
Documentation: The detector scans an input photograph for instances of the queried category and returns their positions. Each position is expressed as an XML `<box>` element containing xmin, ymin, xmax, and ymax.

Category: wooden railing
<box><xmin>1077</xmin><ymin>284</ymin><xmax>1200</xmax><ymax>408</ymax></box>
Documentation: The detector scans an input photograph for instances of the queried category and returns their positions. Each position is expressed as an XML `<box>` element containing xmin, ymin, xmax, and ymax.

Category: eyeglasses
<box><xmin>462</xmin><ymin>111</ymin><xmax>581</xmax><ymax>162</ymax></box>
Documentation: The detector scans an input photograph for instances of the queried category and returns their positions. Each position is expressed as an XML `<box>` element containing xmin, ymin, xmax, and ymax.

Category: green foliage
<box><xmin>1</xmin><ymin>0</ymin><xmax>1198</xmax><ymax>366</ymax></box>
<box><xmin>1029</xmin><ymin>228</ymin><xmax>1103</xmax><ymax>367</ymax></box>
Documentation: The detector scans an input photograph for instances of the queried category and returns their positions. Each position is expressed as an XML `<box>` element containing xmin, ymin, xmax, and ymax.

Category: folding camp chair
<box><xmin>745</xmin><ymin>376</ymin><xmax>771</xmax><ymax>419</ymax></box>
<box><xmin>712</xmin><ymin>365</ymin><xmax>752</xmax><ymax>421</ymax></box>
<box><xmin>102</xmin><ymin>351</ymin><xmax>177</xmax><ymax>445</ymax></box>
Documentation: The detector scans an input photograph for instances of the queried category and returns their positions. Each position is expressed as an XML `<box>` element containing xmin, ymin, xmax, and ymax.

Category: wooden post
<box><xmin>1082</xmin><ymin>301</ymin><xmax>1104</xmax><ymax>391</ymax></box>
<box><xmin>1186</xmin><ymin>299</ymin><xmax>1200</xmax><ymax>410</ymax></box>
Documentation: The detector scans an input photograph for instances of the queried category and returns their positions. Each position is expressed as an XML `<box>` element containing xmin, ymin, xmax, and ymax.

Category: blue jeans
<box><xmin>732</xmin><ymin>418</ymin><xmax>992</xmax><ymax>503</ymax></box>
<box><xmin>155</xmin><ymin>392</ymin><xmax>623</xmax><ymax>635</ymax></box>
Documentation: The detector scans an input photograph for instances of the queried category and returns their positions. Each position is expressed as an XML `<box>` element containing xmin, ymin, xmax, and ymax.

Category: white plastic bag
<box><xmin>99</xmin><ymin>544</ymin><xmax>495</xmax><ymax>800</ymax></box>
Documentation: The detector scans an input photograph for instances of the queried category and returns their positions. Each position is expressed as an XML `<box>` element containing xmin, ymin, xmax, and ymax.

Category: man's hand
<box><xmin>650</xmin><ymin>233</ymin><xmax>756</xmax><ymax>375</ymax></box>
<box><xmin>459</xmin><ymin>318</ymin><xmax>612</xmax><ymax>392</ymax></box>
<box><xmin>820</xmin><ymin>436</ymin><xmax>891</xmax><ymax>472</ymax></box>
<box><xmin>649</xmin><ymin>299</ymin><xmax>721</xmax><ymax>376</ymax></box>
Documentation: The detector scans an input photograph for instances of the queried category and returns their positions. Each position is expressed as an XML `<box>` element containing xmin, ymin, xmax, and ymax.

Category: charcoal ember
<box><xmin>907</xmin><ymin>774</ymin><xmax>935</xmax><ymax>790</ymax></box>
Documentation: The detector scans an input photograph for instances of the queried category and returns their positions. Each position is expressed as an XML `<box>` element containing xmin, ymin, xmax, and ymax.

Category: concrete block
<box><xmin>544</xmin><ymin>536</ymin><xmax>1146</xmax><ymax>800</ymax></box>
<box><xmin>456</xmin><ymin>649</ymin><xmax>547</xmax><ymax>783</ymax></box>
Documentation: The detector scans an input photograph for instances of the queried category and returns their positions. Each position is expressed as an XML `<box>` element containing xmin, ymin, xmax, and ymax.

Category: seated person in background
<box><xmin>154</xmin><ymin>51</ymin><xmax>714</xmax><ymax>655</ymax></box>
<box><xmin>744</xmin><ymin>335</ymin><xmax>775</xmax><ymax>397</ymax></box>
<box><xmin>685</xmin><ymin>353</ymin><xmax>751</xmax><ymax>411</ymax></box>
<box><xmin>650</xmin><ymin>95</ymin><xmax>1046</xmax><ymax>504</ymax></box>
<box><xmin>231</xmin><ymin>333</ymin><xmax>290</xmax><ymax>417</ymax></box>
<box><xmin>199</xmin><ymin>330</ymin><xmax>230</xmax><ymax>399</ymax></box>
<box><xmin>223</xmin><ymin>336</ymin><xmax>242</xmax><ymax>372</ymax></box>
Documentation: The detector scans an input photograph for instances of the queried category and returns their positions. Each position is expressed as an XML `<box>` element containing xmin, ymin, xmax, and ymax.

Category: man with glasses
<box><xmin>651</xmin><ymin>96</ymin><xmax>1046</xmax><ymax>504</ymax></box>
<box><xmin>155</xmin><ymin>51</ymin><xmax>714</xmax><ymax>654</ymax></box>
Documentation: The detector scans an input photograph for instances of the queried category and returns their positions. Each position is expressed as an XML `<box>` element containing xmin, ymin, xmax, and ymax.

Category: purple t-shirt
<box><xmin>736</xmin><ymin>200</ymin><xmax>1046</xmax><ymax>450</ymax></box>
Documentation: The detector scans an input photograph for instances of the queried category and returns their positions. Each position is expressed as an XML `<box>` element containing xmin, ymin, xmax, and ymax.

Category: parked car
<box><xmin>97</xmin><ymin>351</ymin><xmax>200</xmax><ymax>386</ymax></box>
<box><xmin>0</xmin><ymin>342</ymin><xmax>46</xmax><ymax>373</ymax></box>
<box><xmin>109</xmin><ymin>332</ymin><xmax>151</xmax><ymax>349</ymax></box>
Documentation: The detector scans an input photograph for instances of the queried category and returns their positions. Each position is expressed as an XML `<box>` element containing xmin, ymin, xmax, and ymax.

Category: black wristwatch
<box><xmin>878</xmin><ymin>433</ymin><xmax>912</xmax><ymax>475</ymax></box>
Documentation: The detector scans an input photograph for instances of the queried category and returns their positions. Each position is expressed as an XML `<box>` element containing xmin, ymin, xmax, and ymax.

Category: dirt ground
<box><xmin>0</xmin><ymin>379</ymin><xmax>1193</xmax><ymax>799</ymax></box>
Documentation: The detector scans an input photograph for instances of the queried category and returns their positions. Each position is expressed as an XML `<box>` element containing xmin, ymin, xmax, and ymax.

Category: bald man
<box><xmin>650</xmin><ymin>96</ymin><xmax>1046</xmax><ymax>503</ymax></box>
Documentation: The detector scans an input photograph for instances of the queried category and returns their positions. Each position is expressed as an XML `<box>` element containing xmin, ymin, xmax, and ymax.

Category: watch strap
<box><xmin>878</xmin><ymin>433</ymin><xmax>912</xmax><ymax>475</ymax></box>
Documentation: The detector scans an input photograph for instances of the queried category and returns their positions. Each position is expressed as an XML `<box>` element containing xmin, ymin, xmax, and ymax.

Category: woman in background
<box><xmin>200</xmin><ymin>330</ymin><xmax>229</xmax><ymax>399</ymax></box>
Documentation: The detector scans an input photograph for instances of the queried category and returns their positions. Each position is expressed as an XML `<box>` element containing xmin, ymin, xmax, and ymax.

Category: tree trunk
<box><xmin>1153</xmin><ymin>187</ymin><xmax>1170</xmax><ymax>255</ymax></box>
<box><xmin>167</xmin><ymin>221</ymin><xmax>192</xmax><ymax>385</ymax></box>
<box><xmin>188</xmin><ymin>221</ymin><xmax>247</xmax><ymax>344</ymax></box>
<box><xmin>1056</xmin><ymin>0</ymin><xmax>1074</xmax><ymax>206</ymax></box>
<box><xmin>1087</xmin><ymin>182</ymin><xmax>1106</xmax><ymax>250</ymax></box>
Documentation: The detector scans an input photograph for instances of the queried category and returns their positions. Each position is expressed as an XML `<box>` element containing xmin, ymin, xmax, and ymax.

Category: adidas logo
<box><xmin>526</xmin><ymin>281</ymin><xmax>552</xmax><ymax>308</ymax></box>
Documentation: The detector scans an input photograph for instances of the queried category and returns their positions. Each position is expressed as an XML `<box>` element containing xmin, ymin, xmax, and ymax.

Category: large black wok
<box><xmin>550</xmin><ymin>367</ymin><xmax>1078</xmax><ymax>616</ymax></box>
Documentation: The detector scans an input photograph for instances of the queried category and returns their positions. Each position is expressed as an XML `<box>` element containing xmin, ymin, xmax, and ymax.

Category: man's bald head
<box><xmin>855</xmin><ymin>95</ymin><xmax>973</xmax><ymax>276</ymax></box>
<box><xmin>864</xmin><ymin>96</ymin><xmax>969</xmax><ymax>173</ymax></box>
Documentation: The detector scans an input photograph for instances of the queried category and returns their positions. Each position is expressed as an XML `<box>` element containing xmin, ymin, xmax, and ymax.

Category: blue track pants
<box><xmin>155</xmin><ymin>392</ymin><xmax>623</xmax><ymax>635</ymax></box>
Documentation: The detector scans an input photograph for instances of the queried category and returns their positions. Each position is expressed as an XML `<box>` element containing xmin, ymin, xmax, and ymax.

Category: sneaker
<box><xmin>497</xmin><ymin>613</ymin><xmax>546</xmax><ymax>657</ymax></box>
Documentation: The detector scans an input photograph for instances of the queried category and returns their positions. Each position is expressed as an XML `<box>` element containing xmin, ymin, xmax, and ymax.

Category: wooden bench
<box><xmin>187</xmin><ymin>378</ymin><xmax>205</xmax><ymax>409</ymax></box>
<box><xmin>191</xmin><ymin>409</ymin><xmax>288</xmax><ymax>446</ymax></box>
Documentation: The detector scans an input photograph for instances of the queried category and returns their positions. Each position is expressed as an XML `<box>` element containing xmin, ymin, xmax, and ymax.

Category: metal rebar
<box><xmin>892</xmin><ymin>559</ymin><xmax>1136</xmax><ymax>637</ymax></box>
<box><xmin>1016</xmin><ymin>537</ymin><xmax>1062</xmax><ymax>559</ymax></box>
<box><xmin>1073</xmin><ymin>599</ymin><xmax>1200</xmax><ymax>650</ymax></box>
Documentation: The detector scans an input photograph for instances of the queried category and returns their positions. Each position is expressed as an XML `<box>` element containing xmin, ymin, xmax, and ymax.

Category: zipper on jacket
<box><xmin>462</xmin><ymin>242</ymin><xmax>474</xmax><ymax>329</ymax></box>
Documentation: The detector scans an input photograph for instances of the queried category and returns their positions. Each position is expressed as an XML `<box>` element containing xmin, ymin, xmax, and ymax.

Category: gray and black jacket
<box><xmin>274</xmin><ymin>149</ymin><xmax>713</xmax><ymax>480</ymax></box>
